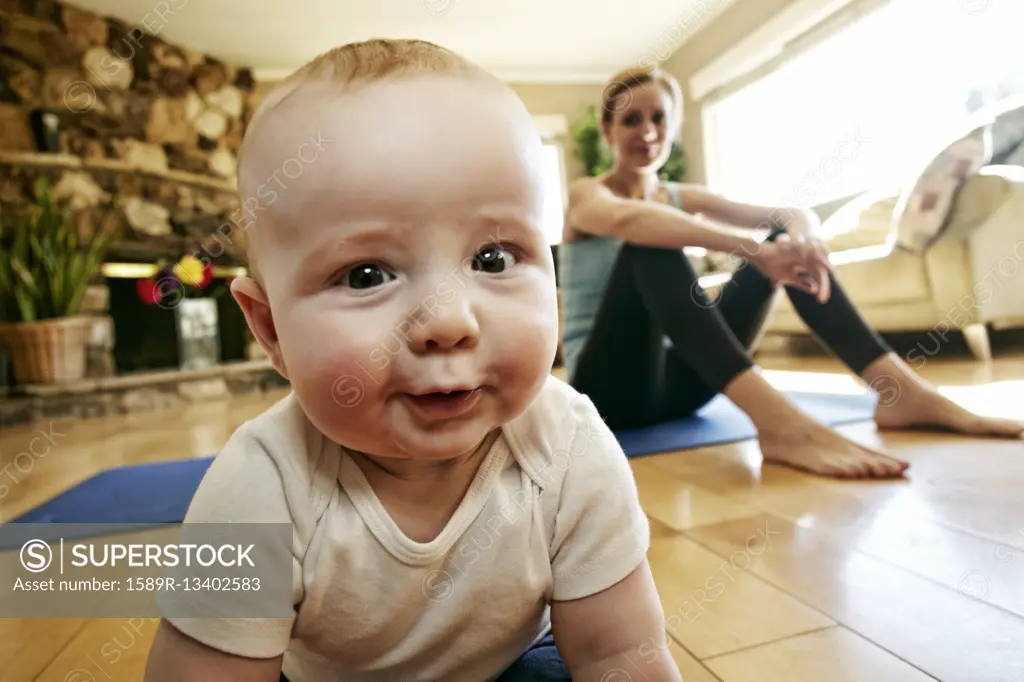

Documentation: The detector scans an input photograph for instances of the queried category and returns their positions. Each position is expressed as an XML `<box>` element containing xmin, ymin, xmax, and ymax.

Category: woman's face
<box><xmin>603</xmin><ymin>81</ymin><xmax>676</xmax><ymax>174</ymax></box>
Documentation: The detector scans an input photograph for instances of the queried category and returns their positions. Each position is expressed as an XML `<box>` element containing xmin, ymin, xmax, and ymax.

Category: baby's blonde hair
<box><xmin>247</xmin><ymin>38</ymin><xmax>486</xmax><ymax>129</ymax></box>
<box><xmin>235</xmin><ymin>39</ymin><xmax>490</xmax><ymax>280</ymax></box>
<box><xmin>600</xmin><ymin>64</ymin><xmax>684</xmax><ymax>133</ymax></box>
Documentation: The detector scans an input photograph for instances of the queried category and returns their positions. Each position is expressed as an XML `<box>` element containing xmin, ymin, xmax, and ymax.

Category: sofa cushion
<box><xmin>891</xmin><ymin>124</ymin><xmax>992</xmax><ymax>254</ymax></box>
<box><xmin>831</xmin><ymin>248</ymin><xmax>932</xmax><ymax>306</ymax></box>
<box><xmin>939</xmin><ymin>166</ymin><xmax>1015</xmax><ymax>240</ymax></box>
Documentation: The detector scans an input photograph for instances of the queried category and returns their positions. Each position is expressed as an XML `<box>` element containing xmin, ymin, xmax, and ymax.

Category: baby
<box><xmin>143</xmin><ymin>39</ymin><xmax>681</xmax><ymax>682</ymax></box>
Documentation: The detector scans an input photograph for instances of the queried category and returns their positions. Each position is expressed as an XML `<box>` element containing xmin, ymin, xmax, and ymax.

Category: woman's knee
<box><xmin>729</xmin><ymin>259</ymin><xmax>779</xmax><ymax>293</ymax></box>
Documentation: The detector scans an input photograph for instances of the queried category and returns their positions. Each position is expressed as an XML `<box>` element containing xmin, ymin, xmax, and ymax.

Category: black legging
<box><xmin>569</xmin><ymin>231</ymin><xmax>893</xmax><ymax>430</ymax></box>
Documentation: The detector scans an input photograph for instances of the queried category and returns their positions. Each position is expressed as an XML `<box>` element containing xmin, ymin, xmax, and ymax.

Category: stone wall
<box><xmin>0</xmin><ymin>0</ymin><xmax>257</xmax><ymax>265</ymax></box>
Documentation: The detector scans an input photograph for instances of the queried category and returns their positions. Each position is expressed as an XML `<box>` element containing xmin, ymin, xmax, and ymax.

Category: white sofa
<box><xmin>761</xmin><ymin>164</ymin><xmax>1024</xmax><ymax>360</ymax></box>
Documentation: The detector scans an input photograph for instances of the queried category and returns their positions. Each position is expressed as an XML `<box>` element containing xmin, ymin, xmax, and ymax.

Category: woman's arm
<box><xmin>675</xmin><ymin>183</ymin><xmax>822</xmax><ymax>235</ymax></box>
<box><xmin>675</xmin><ymin>183</ymin><xmax>833</xmax><ymax>292</ymax></box>
<box><xmin>565</xmin><ymin>177</ymin><xmax>830</xmax><ymax>297</ymax></box>
<box><xmin>566</xmin><ymin>177</ymin><xmax>763</xmax><ymax>254</ymax></box>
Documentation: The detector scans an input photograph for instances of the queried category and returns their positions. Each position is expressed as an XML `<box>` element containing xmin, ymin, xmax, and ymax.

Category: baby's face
<box><xmin>246</xmin><ymin>74</ymin><xmax>559</xmax><ymax>460</ymax></box>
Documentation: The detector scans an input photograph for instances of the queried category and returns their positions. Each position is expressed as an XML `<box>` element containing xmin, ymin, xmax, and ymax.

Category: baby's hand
<box><xmin>550</xmin><ymin>559</ymin><xmax>683</xmax><ymax>681</ymax></box>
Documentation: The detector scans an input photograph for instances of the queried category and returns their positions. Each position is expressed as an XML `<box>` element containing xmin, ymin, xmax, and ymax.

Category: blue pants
<box><xmin>495</xmin><ymin>633</ymin><xmax>571</xmax><ymax>681</ymax></box>
<box><xmin>279</xmin><ymin>633</ymin><xmax>570</xmax><ymax>681</ymax></box>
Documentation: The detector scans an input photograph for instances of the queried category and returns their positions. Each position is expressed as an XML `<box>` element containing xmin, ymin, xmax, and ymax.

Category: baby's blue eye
<box><xmin>472</xmin><ymin>245</ymin><xmax>517</xmax><ymax>274</ymax></box>
<box><xmin>344</xmin><ymin>264</ymin><xmax>395</xmax><ymax>289</ymax></box>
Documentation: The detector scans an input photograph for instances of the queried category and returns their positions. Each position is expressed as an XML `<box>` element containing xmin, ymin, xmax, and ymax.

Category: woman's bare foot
<box><xmin>757</xmin><ymin>419</ymin><xmax>910</xmax><ymax>479</ymax></box>
<box><xmin>864</xmin><ymin>354</ymin><xmax>1024</xmax><ymax>439</ymax></box>
<box><xmin>873</xmin><ymin>382</ymin><xmax>1024</xmax><ymax>438</ymax></box>
<box><xmin>722</xmin><ymin>367</ymin><xmax>910</xmax><ymax>479</ymax></box>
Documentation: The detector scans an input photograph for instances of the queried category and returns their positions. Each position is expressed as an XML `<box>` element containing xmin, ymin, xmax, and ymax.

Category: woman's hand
<box><xmin>781</xmin><ymin>211</ymin><xmax>833</xmax><ymax>278</ymax></box>
<box><xmin>784</xmin><ymin>213</ymin><xmax>833</xmax><ymax>304</ymax></box>
<box><xmin>672</xmin><ymin>187</ymin><xmax>834</xmax><ymax>301</ymax></box>
<box><xmin>748</xmin><ymin>235</ymin><xmax>832</xmax><ymax>304</ymax></box>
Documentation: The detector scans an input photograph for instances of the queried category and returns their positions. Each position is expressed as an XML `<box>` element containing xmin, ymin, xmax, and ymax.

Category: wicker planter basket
<box><xmin>0</xmin><ymin>316</ymin><xmax>94</xmax><ymax>385</ymax></box>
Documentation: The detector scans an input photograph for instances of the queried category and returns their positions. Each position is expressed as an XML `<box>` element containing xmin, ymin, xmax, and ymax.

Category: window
<box><xmin>539</xmin><ymin>141</ymin><xmax>567</xmax><ymax>245</ymax></box>
<box><xmin>704</xmin><ymin>0</ymin><xmax>1024</xmax><ymax>209</ymax></box>
<box><xmin>531</xmin><ymin>116</ymin><xmax>570</xmax><ymax>246</ymax></box>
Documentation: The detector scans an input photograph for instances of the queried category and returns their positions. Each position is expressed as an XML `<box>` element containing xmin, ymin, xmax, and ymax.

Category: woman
<box><xmin>559</xmin><ymin>65</ymin><xmax>1024</xmax><ymax>479</ymax></box>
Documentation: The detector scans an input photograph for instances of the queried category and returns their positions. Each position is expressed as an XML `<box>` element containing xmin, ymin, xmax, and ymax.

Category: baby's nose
<box><xmin>406</xmin><ymin>295</ymin><xmax>480</xmax><ymax>353</ymax></box>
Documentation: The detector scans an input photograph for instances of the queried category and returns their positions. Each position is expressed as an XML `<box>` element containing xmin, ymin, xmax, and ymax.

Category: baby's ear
<box><xmin>231</xmin><ymin>276</ymin><xmax>288</xmax><ymax>379</ymax></box>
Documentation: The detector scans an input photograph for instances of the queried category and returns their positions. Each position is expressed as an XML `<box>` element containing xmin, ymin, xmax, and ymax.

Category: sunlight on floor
<box><xmin>763</xmin><ymin>369</ymin><xmax>1024</xmax><ymax>420</ymax></box>
<box><xmin>793</xmin><ymin>514</ymin><xmax>818</xmax><ymax>529</ymax></box>
<box><xmin>939</xmin><ymin>380</ymin><xmax>1024</xmax><ymax>419</ymax></box>
<box><xmin>874</xmin><ymin>487</ymin><xmax>942</xmax><ymax>523</ymax></box>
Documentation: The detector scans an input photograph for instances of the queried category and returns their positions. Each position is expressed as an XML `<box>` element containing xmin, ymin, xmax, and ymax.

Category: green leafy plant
<box><xmin>570</xmin><ymin>105</ymin><xmax>687</xmax><ymax>182</ymax></box>
<box><xmin>0</xmin><ymin>178</ymin><xmax>121</xmax><ymax>323</ymax></box>
<box><xmin>657</xmin><ymin>142</ymin><xmax>687</xmax><ymax>183</ymax></box>
<box><xmin>570</xmin><ymin>105</ymin><xmax>614</xmax><ymax>177</ymax></box>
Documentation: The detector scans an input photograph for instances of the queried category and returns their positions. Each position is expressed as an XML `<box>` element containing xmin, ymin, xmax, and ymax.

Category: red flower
<box><xmin>137</xmin><ymin>277</ymin><xmax>163</xmax><ymax>304</ymax></box>
<box><xmin>198</xmin><ymin>262</ymin><xmax>214</xmax><ymax>289</ymax></box>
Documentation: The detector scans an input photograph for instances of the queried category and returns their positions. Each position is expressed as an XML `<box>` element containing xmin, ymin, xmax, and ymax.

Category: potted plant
<box><xmin>0</xmin><ymin>178</ymin><xmax>121</xmax><ymax>385</ymax></box>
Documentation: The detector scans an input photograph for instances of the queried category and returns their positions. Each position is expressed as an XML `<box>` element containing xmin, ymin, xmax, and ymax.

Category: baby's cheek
<box><xmin>282</xmin><ymin>318</ymin><xmax>383</xmax><ymax>408</ymax></box>
<box><xmin>493</xmin><ymin>303</ymin><xmax>557</xmax><ymax>373</ymax></box>
<box><xmin>523</xmin><ymin>287</ymin><xmax>560</xmax><ymax>350</ymax></box>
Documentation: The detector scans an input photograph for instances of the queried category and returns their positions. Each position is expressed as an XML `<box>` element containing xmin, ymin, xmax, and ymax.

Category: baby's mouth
<box><xmin>404</xmin><ymin>388</ymin><xmax>482</xmax><ymax>419</ymax></box>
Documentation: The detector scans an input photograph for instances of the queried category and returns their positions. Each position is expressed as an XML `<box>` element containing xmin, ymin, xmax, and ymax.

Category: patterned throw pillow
<box><xmin>891</xmin><ymin>123</ymin><xmax>992</xmax><ymax>254</ymax></box>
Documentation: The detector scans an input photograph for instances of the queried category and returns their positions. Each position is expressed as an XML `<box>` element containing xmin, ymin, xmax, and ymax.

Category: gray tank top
<box><xmin>558</xmin><ymin>183</ymin><xmax>682</xmax><ymax>381</ymax></box>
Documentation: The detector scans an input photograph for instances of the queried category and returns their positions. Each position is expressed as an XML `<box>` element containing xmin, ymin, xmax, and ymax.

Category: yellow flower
<box><xmin>173</xmin><ymin>255</ymin><xmax>205</xmax><ymax>286</ymax></box>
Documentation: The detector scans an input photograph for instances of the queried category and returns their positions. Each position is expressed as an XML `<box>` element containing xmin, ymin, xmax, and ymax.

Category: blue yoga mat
<box><xmin>614</xmin><ymin>390</ymin><xmax>877</xmax><ymax>457</ymax></box>
<box><xmin>3</xmin><ymin>390</ymin><xmax>875</xmax><ymax>542</ymax></box>
<box><xmin>2</xmin><ymin>457</ymin><xmax>215</xmax><ymax>549</ymax></box>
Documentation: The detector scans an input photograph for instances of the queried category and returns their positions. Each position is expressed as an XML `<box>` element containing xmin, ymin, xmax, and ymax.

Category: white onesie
<box><xmin>166</xmin><ymin>374</ymin><xmax>650</xmax><ymax>681</ymax></box>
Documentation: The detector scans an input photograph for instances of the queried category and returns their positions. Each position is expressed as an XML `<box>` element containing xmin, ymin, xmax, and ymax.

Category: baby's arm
<box><xmin>145</xmin><ymin>620</ymin><xmax>283</xmax><ymax>682</ymax></box>
<box><xmin>142</xmin><ymin>423</ymin><xmax>300</xmax><ymax>680</ymax></box>
<box><xmin>551</xmin><ymin>560</ymin><xmax>682</xmax><ymax>681</ymax></box>
<box><xmin>544</xmin><ymin>391</ymin><xmax>683</xmax><ymax>681</ymax></box>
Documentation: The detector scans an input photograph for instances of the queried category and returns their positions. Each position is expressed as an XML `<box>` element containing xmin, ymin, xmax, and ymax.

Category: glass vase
<box><xmin>174</xmin><ymin>298</ymin><xmax>220</xmax><ymax>370</ymax></box>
